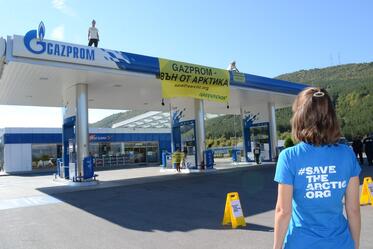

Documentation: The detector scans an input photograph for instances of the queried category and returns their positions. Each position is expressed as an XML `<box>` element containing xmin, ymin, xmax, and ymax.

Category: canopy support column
<box><xmin>195</xmin><ymin>99</ymin><xmax>206</xmax><ymax>168</ymax></box>
<box><xmin>268</xmin><ymin>102</ymin><xmax>278</xmax><ymax>161</ymax></box>
<box><xmin>76</xmin><ymin>83</ymin><xmax>89</xmax><ymax>178</ymax></box>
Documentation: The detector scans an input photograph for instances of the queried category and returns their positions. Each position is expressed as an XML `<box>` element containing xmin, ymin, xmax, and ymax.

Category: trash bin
<box><xmin>83</xmin><ymin>156</ymin><xmax>94</xmax><ymax>179</ymax></box>
<box><xmin>161</xmin><ymin>151</ymin><xmax>172</xmax><ymax>168</ymax></box>
<box><xmin>162</xmin><ymin>151</ymin><xmax>168</xmax><ymax>167</ymax></box>
<box><xmin>204</xmin><ymin>150</ymin><xmax>214</xmax><ymax>169</ymax></box>
<box><xmin>232</xmin><ymin>149</ymin><xmax>241</xmax><ymax>162</ymax></box>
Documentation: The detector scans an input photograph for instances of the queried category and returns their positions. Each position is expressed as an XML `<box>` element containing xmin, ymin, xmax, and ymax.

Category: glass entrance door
<box><xmin>134</xmin><ymin>147</ymin><xmax>146</xmax><ymax>163</ymax></box>
<box><xmin>248</xmin><ymin>123</ymin><xmax>271</xmax><ymax>162</ymax></box>
<box><xmin>179</xmin><ymin>121</ymin><xmax>197</xmax><ymax>169</ymax></box>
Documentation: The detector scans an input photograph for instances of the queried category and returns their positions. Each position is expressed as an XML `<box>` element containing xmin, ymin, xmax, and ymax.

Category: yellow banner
<box><xmin>159</xmin><ymin>59</ymin><xmax>230</xmax><ymax>103</ymax></box>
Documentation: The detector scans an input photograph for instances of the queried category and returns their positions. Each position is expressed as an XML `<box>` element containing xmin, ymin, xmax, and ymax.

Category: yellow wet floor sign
<box><xmin>222</xmin><ymin>192</ymin><xmax>246</xmax><ymax>228</ymax></box>
<box><xmin>360</xmin><ymin>177</ymin><xmax>373</xmax><ymax>206</ymax></box>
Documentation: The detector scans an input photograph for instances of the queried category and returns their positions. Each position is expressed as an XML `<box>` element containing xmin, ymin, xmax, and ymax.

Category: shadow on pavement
<box><xmin>38</xmin><ymin>166</ymin><xmax>276</xmax><ymax>232</ymax></box>
<box><xmin>33</xmin><ymin>162</ymin><xmax>373</xmax><ymax>233</ymax></box>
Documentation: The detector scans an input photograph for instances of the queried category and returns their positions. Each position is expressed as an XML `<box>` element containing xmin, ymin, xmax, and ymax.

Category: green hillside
<box><xmin>205</xmin><ymin>115</ymin><xmax>242</xmax><ymax>138</ymax></box>
<box><xmin>276</xmin><ymin>62</ymin><xmax>373</xmax><ymax>139</ymax></box>
<box><xmin>90</xmin><ymin>110</ymin><xmax>243</xmax><ymax>138</ymax></box>
<box><xmin>90</xmin><ymin>110</ymin><xmax>146</xmax><ymax>128</ymax></box>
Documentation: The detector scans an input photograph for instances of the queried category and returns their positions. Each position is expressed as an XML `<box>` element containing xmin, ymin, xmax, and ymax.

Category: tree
<box><xmin>284</xmin><ymin>137</ymin><xmax>294</xmax><ymax>148</ymax></box>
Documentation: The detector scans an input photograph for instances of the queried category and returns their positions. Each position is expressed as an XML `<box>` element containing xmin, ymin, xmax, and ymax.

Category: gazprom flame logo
<box><xmin>23</xmin><ymin>22</ymin><xmax>95</xmax><ymax>60</ymax></box>
<box><xmin>24</xmin><ymin>21</ymin><xmax>46</xmax><ymax>54</ymax></box>
<box><xmin>38</xmin><ymin>22</ymin><xmax>45</xmax><ymax>40</ymax></box>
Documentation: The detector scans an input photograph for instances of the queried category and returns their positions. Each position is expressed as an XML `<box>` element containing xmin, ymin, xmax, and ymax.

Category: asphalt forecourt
<box><xmin>0</xmin><ymin>165</ymin><xmax>372</xmax><ymax>249</ymax></box>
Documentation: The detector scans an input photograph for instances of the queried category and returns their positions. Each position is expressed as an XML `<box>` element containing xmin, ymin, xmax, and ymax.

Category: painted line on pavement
<box><xmin>0</xmin><ymin>195</ymin><xmax>61</xmax><ymax>211</ymax></box>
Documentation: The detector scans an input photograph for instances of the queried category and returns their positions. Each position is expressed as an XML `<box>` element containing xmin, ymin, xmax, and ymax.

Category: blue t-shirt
<box><xmin>274</xmin><ymin>142</ymin><xmax>361</xmax><ymax>249</ymax></box>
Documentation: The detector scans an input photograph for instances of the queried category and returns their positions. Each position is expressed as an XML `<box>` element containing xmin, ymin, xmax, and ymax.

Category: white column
<box><xmin>169</xmin><ymin>104</ymin><xmax>175</xmax><ymax>153</ymax></box>
<box><xmin>194</xmin><ymin>99</ymin><xmax>206</xmax><ymax>168</ymax></box>
<box><xmin>76</xmin><ymin>84</ymin><xmax>89</xmax><ymax>178</ymax></box>
<box><xmin>268</xmin><ymin>102</ymin><xmax>278</xmax><ymax>160</ymax></box>
<box><xmin>240</xmin><ymin>107</ymin><xmax>248</xmax><ymax>161</ymax></box>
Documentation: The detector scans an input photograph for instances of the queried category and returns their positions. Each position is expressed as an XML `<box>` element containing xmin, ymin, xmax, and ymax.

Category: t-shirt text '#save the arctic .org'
<box><xmin>297</xmin><ymin>166</ymin><xmax>347</xmax><ymax>199</ymax></box>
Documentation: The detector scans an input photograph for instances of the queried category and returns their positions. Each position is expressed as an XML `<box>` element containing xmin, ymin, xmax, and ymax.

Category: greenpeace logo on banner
<box><xmin>23</xmin><ymin>22</ymin><xmax>94</xmax><ymax>61</ymax></box>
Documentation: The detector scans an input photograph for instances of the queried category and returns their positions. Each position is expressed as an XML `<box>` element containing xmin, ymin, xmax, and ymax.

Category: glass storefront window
<box><xmin>110</xmin><ymin>143</ymin><xmax>122</xmax><ymax>156</ymax></box>
<box><xmin>90</xmin><ymin>141</ymin><xmax>160</xmax><ymax>167</ymax></box>
<box><xmin>124</xmin><ymin>147</ymin><xmax>135</xmax><ymax>163</ymax></box>
<box><xmin>99</xmin><ymin>143</ymin><xmax>111</xmax><ymax>156</ymax></box>
<box><xmin>89</xmin><ymin>143</ymin><xmax>100</xmax><ymax>157</ymax></box>
<box><xmin>146</xmin><ymin>146</ymin><xmax>159</xmax><ymax>163</ymax></box>
<box><xmin>133</xmin><ymin>147</ymin><xmax>146</xmax><ymax>163</ymax></box>
<box><xmin>32</xmin><ymin>144</ymin><xmax>62</xmax><ymax>169</ymax></box>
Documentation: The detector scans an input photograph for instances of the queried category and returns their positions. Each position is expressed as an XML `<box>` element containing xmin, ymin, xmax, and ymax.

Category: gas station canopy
<box><xmin>0</xmin><ymin>23</ymin><xmax>307</xmax><ymax>114</ymax></box>
<box><xmin>0</xmin><ymin>23</ymin><xmax>309</xmax><ymax>177</ymax></box>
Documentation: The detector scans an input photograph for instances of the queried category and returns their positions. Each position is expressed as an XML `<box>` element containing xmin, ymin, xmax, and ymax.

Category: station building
<box><xmin>0</xmin><ymin>127</ymin><xmax>170</xmax><ymax>173</ymax></box>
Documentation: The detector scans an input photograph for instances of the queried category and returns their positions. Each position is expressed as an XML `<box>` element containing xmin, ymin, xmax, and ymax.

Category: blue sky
<box><xmin>0</xmin><ymin>0</ymin><xmax>372</xmax><ymax>127</ymax></box>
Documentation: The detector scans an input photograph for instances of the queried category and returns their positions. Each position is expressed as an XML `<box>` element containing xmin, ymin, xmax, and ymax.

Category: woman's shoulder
<box><xmin>334</xmin><ymin>143</ymin><xmax>355</xmax><ymax>157</ymax></box>
<box><xmin>281</xmin><ymin>142</ymin><xmax>305</xmax><ymax>154</ymax></box>
<box><xmin>278</xmin><ymin>143</ymin><xmax>303</xmax><ymax>161</ymax></box>
<box><xmin>327</xmin><ymin>143</ymin><xmax>353</xmax><ymax>153</ymax></box>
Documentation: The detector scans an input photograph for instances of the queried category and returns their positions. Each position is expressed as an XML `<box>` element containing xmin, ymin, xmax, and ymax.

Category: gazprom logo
<box><xmin>24</xmin><ymin>22</ymin><xmax>95</xmax><ymax>61</ymax></box>
<box><xmin>38</xmin><ymin>22</ymin><xmax>45</xmax><ymax>40</ymax></box>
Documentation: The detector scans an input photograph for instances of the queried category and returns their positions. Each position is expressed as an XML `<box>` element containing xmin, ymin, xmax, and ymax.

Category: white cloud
<box><xmin>51</xmin><ymin>25</ymin><xmax>64</xmax><ymax>41</ymax></box>
<box><xmin>51</xmin><ymin>0</ymin><xmax>76</xmax><ymax>16</ymax></box>
<box><xmin>52</xmin><ymin>0</ymin><xmax>65</xmax><ymax>9</ymax></box>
